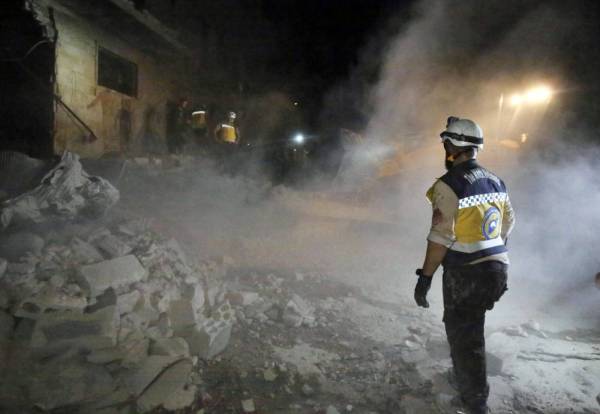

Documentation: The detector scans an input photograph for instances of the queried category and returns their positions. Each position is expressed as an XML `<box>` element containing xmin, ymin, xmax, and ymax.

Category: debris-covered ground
<box><xmin>0</xmin><ymin>153</ymin><xmax>598</xmax><ymax>413</ymax></box>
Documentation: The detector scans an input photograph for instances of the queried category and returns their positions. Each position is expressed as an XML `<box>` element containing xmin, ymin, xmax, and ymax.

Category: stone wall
<box><xmin>36</xmin><ymin>2</ymin><xmax>190</xmax><ymax>158</ymax></box>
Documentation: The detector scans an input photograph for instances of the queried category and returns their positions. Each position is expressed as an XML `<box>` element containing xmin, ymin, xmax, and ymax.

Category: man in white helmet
<box><xmin>414</xmin><ymin>116</ymin><xmax>515</xmax><ymax>414</ymax></box>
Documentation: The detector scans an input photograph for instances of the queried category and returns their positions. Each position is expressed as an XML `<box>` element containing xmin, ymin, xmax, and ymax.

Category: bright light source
<box><xmin>293</xmin><ymin>133</ymin><xmax>305</xmax><ymax>144</ymax></box>
<box><xmin>509</xmin><ymin>94</ymin><xmax>523</xmax><ymax>107</ymax></box>
<box><xmin>525</xmin><ymin>85</ymin><xmax>552</xmax><ymax>104</ymax></box>
<box><xmin>521</xmin><ymin>133</ymin><xmax>528</xmax><ymax>143</ymax></box>
<box><xmin>294</xmin><ymin>102</ymin><xmax>299</xmax><ymax>106</ymax></box>
<box><xmin>508</xmin><ymin>85</ymin><xmax>553</xmax><ymax>107</ymax></box>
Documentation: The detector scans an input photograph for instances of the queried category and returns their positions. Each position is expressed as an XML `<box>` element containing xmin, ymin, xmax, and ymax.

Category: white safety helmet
<box><xmin>440</xmin><ymin>116</ymin><xmax>483</xmax><ymax>150</ymax></box>
<box><xmin>228</xmin><ymin>111</ymin><xmax>237</xmax><ymax>120</ymax></box>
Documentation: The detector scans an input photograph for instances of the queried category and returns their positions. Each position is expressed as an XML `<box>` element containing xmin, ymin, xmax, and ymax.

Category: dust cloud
<box><xmin>343</xmin><ymin>0</ymin><xmax>600</xmax><ymax>328</ymax></box>
<box><xmin>120</xmin><ymin>0</ymin><xmax>599</xmax><ymax>330</ymax></box>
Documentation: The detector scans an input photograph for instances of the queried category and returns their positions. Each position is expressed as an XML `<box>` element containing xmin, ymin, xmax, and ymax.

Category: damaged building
<box><xmin>1</xmin><ymin>0</ymin><xmax>195</xmax><ymax>159</ymax></box>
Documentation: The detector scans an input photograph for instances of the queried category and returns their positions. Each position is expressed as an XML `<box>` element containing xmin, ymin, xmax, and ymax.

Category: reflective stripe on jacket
<box><xmin>427</xmin><ymin>159</ymin><xmax>509</xmax><ymax>267</ymax></box>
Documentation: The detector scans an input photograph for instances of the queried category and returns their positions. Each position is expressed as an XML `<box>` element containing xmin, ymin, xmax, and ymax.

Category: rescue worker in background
<box><xmin>174</xmin><ymin>98</ymin><xmax>192</xmax><ymax>153</ymax></box>
<box><xmin>214</xmin><ymin>111</ymin><xmax>240</xmax><ymax>145</ymax></box>
<box><xmin>414</xmin><ymin>117</ymin><xmax>515</xmax><ymax>414</ymax></box>
<box><xmin>191</xmin><ymin>106</ymin><xmax>208</xmax><ymax>146</ymax></box>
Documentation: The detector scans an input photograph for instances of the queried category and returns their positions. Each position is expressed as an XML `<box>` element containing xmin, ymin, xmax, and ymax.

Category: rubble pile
<box><xmin>0</xmin><ymin>216</ymin><xmax>238</xmax><ymax>413</ymax></box>
<box><xmin>1</xmin><ymin>151</ymin><xmax>119</xmax><ymax>229</ymax></box>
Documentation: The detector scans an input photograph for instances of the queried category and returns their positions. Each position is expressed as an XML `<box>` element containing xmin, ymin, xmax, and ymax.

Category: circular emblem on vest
<box><xmin>482</xmin><ymin>206</ymin><xmax>501</xmax><ymax>240</ymax></box>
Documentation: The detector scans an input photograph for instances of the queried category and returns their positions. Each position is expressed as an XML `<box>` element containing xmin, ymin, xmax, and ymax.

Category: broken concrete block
<box><xmin>70</xmin><ymin>237</ymin><xmax>104</xmax><ymax>264</ymax></box>
<box><xmin>0</xmin><ymin>231</ymin><xmax>44</xmax><ymax>262</ymax></box>
<box><xmin>0</xmin><ymin>152</ymin><xmax>119</xmax><ymax>228</ymax></box>
<box><xmin>150</xmin><ymin>337</ymin><xmax>190</xmax><ymax>358</ymax></box>
<box><xmin>282</xmin><ymin>294</ymin><xmax>315</xmax><ymax>327</ymax></box>
<box><xmin>136</xmin><ymin>358</ymin><xmax>193</xmax><ymax>412</ymax></box>
<box><xmin>326</xmin><ymin>405</ymin><xmax>340</xmax><ymax>414</ymax></box>
<box><xmin>85</xmin><ymin>288</ymin><xmax>117</xmax><ymax>313</ymax></box>
<box><xmin>503</xmin><ymin>325</ymin><xmax>528</xmax><ymax>337</ymax></box>
<box><xmin>124</xmin><ymin>355</ymin><xmax>182</xmax><ymax>396</ymax></box>
<box><xmin>182</xmin><ymin>319</ymin><xmax>232</xmax><ymax>360</ymax></box>
<box><xmin>14</xmin><ymin>285</ymin><xmax>88</xmax><ymax>318</ymax></box>
<box><xmin>241</xmin><ymin>399</ymin><xmax>256</xmax><ymax>413</ymax></box>
<box><xmin>6</xmin><ymin>259</ymin><xmax>37</xmax><ymax>275</ymax></box>
<box><xmin>163</xmin><ymin>384</ymin><xmax>197</xmax><ymax>411</ymax></box>
<box><xmin>169</xmin><ymin>298</ymin><xmax>198</xmax><ymax>335</ymax></box>
<box><xmin>0</xmin><ymin>310</ymin><xmax>14</xmax><ymax>367</ymax></box>
<box><xmin>29</xmin><ymin>357</ymin><xmax>115</xmax><ymax>410</ymax></box>
<box><xmin>0</xmin><ymin>289</ymin><xmax>8</xmax><ymax>309</ymax></box>
<box><xmin>212</xmin><ymin>301</ymin><xmax>234</xmax><ymax>322</ymax></box>
<box><xmin>117</xmin><ymin>290</ymin><xmax>142</xmax><ymax>315</ymax></box>
<box><xmin>0</xmin><ymin>258</ymin><xmax>6</xmax><ymax>279</ymax></box>
<box><xmin>78</xmin><ymin>255</ymin><xmax>147</xmax><ymax>298</ymax></box>
<box><xmin>94</xmin><ymin>234</ymin><xmax>133</xmax><ymax>259</ymax></box>
<box><xmin>486</xmin><ymin>352</ymin><xmax>503</xmax><ymax>376</ymax></box>
<box><xmin>399</xmin><ymin>395</ymin><xmax>430</xmax><ymax>414</ymax></box>
<box><xmin>31</xmin><ymin>305</ymin><xmax>119</xmax><ymax>351</ymax></box>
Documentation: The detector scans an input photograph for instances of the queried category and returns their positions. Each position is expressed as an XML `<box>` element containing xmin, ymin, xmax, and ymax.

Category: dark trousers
<box><xmin>442</xmin><ymin>261</ymin><xmax>508</xmax><ymax>409</ymax></box>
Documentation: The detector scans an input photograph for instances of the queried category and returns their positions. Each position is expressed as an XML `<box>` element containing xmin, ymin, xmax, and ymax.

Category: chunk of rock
<box><xmin>117</xmin><ymin>290</ymin><xmax>142</xmax><ymax>315</ymax></box>
<box><xmin>163</xmin><ymin>384</ymin><xmax>197</xmax><ymax>411</ymax></box>
<box><xmin>241</xmin><ymin>399</ymin><xmax>256</xmax><ymax>413</ymax></box>
<box><xmin>14</xmin><ymin>285</ymin><xmax>88</xmax><ymax>318</ymax></box>
<box><xmin>0</xmin><ymin>310</ymin><xmax>14</xmax><ymax>366</ymax></box>
<box><xmin>150</xmin><ymin>337</ymin><xmax>190</xmax><ymax>358</ymax></box>
<box><xmin>136</xmin><ymin>358</ymin><xmax>193</xmax><ymax>412</ymax></box>
<box><xmin>0</xmin><ymin>258</ymin><xmax>6</xmax><ymax>278</ymax></box>
<box><xmin>399</xmin><ymin>395</ymin><xmax>430</xmax><ymax>414</ymax></box>
<box><xmin>181</xmin><ymin>318</ymin><xmax>232</xmax><ymax>359</ymax></box>
<box><xmin>124</xmin><ymin>355</ymin><xmax>182</xmax><ymax>396</ymax></box>
<box><xmin>0</xmin><ymin>232</ymin><xmax>44</xmax><ymax>262</ymax></box>
<box><xmin>486</xmin><ymin>352</ymin><xmax>503</xmax><ymax>376</ymax></box>
<box><xmin>31</xmin><ymin>305</ymin><xmax>119</xmax><ymax>352</ymax></box>
<box><xmin>169</xmin><ymin>298</ymin><xmax>198</xmax><ymax>336</ymax></box>
<box><xmin>282</xmin><ymin>294</ymin><xmax>315</xmax><ymax>327</ymax></box>
<box><xmin>29</xmin><ymin>358</ymin><xmax>115</xmax><ymax>410</ymax></box>
<box><xmin>70</xmin><ymin>237</ymin><xmax>104</xmax><ymax>264</ymax></box>
<box><xmin>326</xmin><ymin>405</ymin><xmax>340</xmax><ymax>414</ymax></box>
<box><xmin>78</xmin><ymin>255</ymin><xmax>147</xmax><ymax>298</ymax></box>
<box><xmin>94</xmin><ymin>234</ymin><xmax>133</xmax><ymax>259</ymax></box>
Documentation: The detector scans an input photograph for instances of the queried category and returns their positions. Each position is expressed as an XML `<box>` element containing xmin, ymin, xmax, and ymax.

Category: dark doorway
<box><xmin>0</xmin><ymin>1</ymin><xmax>55</xmax><ymax>159</ymax></box>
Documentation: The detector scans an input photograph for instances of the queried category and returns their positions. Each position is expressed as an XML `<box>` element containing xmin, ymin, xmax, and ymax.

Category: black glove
<box><xmin>414</xmin><ymin>269</ymin><xmax>432</xmax><ymax>308</ymax></box>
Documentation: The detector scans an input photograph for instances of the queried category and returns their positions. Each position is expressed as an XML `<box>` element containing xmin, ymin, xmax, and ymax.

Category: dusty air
<box><xmin>0</xmin><ymin>1</ymin><xmax>599</xmax><ymax>414</ymax></box>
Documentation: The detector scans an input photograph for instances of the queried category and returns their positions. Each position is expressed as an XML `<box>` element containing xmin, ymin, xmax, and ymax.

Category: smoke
<box><xmin>349</xmin><ymin>0</ymin><xmax>600</xmax><ymax>327</ymax></box>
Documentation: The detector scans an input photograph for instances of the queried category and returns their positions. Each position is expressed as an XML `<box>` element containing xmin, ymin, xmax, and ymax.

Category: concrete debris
<box><xmin>78</xmin><ymin>255</ymin><xmax>147</xmax><ymax>298</ymax></box>
<box><xmin>29</xmin><ymin>357</ymin><xmax>115</xmax><ymax>410</ymax></box>
<box><xmin>0</xmin><ymin>151</ymin><xmax>119</xmax><ymax>229</ymax></box>
<box><xmin>6</xmin><ymin>259</ymin><xmax>37</xmax><ymax>275</ymax></box>
<box><xmin>486</xmin><ymin>352</ymin><xmax>503</xmax><ymax>376</ymax></box>
<box><xmin>326</xmin><ymin>405</ymin><xmax>340</xmax><ymax>414</ymax></box>
<box><xmin>0</xmin><ymin>257</ymin><xmax>6</xmax><ymax>279</ymax></box>
<box><xmin>163</xmin><ymin>384</ymin><xmax>198</xmax><ymax>411</ymax></box>
<box><xmin>94</xmin><ymin>233</ymin><xmax>133</xmax><ymax>258</ymax></box>
<box><xmin>69</xmin><ymin>237</ymin><xmax>104</xmax><ymax>263</ymax></box>
<box><xmin>14</xmin><ymin>285</ymin><xmax>88</xmax><ymax>318</ymax></box>
<box><xmin>241</xmin><ymin>398</ymin><xmax>256</xmax><ymax>413</ymax></box>
<box><xmin>136</xmin><ymin>358</ymin><xmax>193</xmax><ymax>412</ymax></box>
<box><xmin>124</xmin><ymin>355</ymin><xmax>182</xmax><ymax>396</ymax></box>
<box><xmin>31</xmin><ymin>305</ymin><xmax>119</xmax><ymax>352</ymax></box>
<box><xmin>282</xmin><ymin>294</ymin><xmax>316</xmax><ymax>327</ymax></box>
<box><xmin>1</xmin><ymin>161</ymin><xmax>597</xmax><ymax>414</ymax></box>
<box><xmin>150</xmin><ymin>337</ymin><xmax>190</xmax><ymax>358</ymax></box>
<box><xmin>116</xmin><ymin>289</ymin><xmax>142</xmax><ymax>315</ymax></box>
<box><xmin>0</xmin><ymin>232</ymin><xmax>44</xmax><ymax>262</ymax></box>
<box><xmin>182</xmin><ymin>317</ymin><xmax>232</xmax><ymax>360</ymax></box>
<box><xmin>169</xmin><ymin>298</ymin><xmax>199</xmax><ymax>335</ymax></box>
